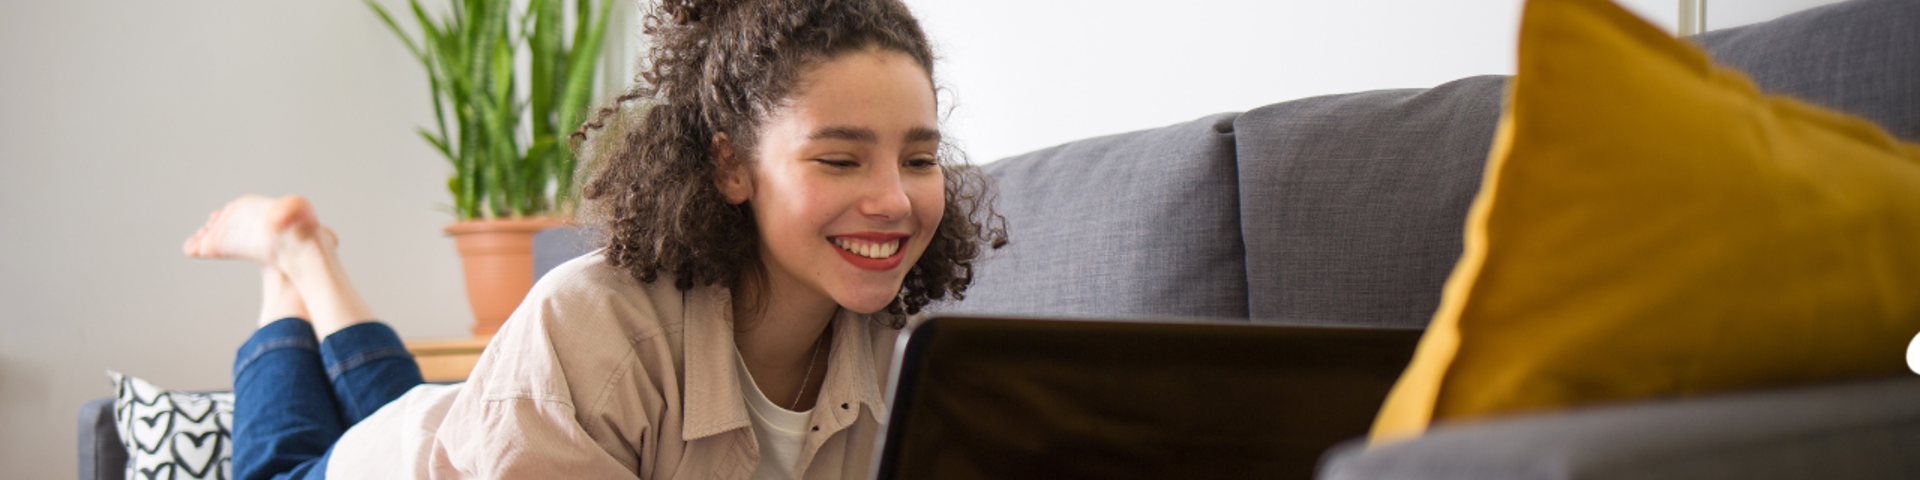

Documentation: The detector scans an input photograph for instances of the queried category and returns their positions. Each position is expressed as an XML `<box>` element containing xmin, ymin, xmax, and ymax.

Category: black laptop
<box><xmin>868</xmin><ymin>314</ymin><xmax>1423</xmax><ymax>480</ymax></box>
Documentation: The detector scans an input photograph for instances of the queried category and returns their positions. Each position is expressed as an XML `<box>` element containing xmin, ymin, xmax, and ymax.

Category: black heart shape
<box><xmin>136</xmin><ymin>462</ymin><xmax>175</xmax><ymax>480</ymax></box>
<box><xmin>120</xmin><ymin>377</ymin><xmax>167</xmax><ymax>408</ymax></box>
<box><xmin>172</xmin><ymin>395</ymin><xmax>218</xmax><ymax>423</ymax></box>
<box><xmin>172</xmin><ymin>431</ymin><xmax>222</xmax><ymax>478</ymax></box>
<box><xmin>132</xmin><ymin>410</ymin><xmax>174</xmax><ymax>454</ymax></box>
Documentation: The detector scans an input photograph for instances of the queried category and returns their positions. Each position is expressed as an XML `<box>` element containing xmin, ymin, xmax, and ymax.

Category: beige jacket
<box><xmin>328</xmin><ymin>253</ymin><xmax>898</xmax><ymax>479</ymax></box>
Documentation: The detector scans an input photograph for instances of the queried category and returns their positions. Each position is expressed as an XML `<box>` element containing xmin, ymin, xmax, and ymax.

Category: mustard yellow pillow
<box><xmin>1371</xmin><ymin>0</ymin><xmax>1920</xmax><ymax>443</ymax></box>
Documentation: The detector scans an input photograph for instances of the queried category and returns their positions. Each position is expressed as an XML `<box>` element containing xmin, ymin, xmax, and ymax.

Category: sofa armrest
<box><xmin>78</xmin><ymin>397</ymin><xmax>124</xmax><ymax>480</ymax></box>
<box><xmin>1318</xmin><ymin>375</ymin><xmax>1920</xmax><ymax>480</ymax></box>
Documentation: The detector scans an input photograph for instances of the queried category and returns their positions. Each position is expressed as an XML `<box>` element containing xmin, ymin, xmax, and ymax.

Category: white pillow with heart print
<box><xmin>110</xmin><ymin>371</ymin><xmax>233</xmax><ymax>480</ymax></box>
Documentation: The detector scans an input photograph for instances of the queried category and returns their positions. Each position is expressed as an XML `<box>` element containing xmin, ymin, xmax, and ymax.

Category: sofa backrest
<box><xmin>944</xmin><ymin>0</ymin><xmax>1919</xmax><ymax>328</ymax></box>
<box><xmin>1235</xmin><ymin>76</ymin><xmax>1507</xmax><ymax>328</ymax></box>
<box><xmin>944</xmin><ymin>113</ymin><xmax>1251</xmax><ymax>320</ymax></box>
<box><xmin>1693</xmin><ymin>0</ymin><xmax>1919</xmax><ymax>143</ymax></box>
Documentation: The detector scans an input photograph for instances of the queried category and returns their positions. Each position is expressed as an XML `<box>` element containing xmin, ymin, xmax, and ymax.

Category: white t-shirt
<box><xmin>736</xmin><ymin>349</ymin><xmax>813</xmax><ymax>480</ymax></box>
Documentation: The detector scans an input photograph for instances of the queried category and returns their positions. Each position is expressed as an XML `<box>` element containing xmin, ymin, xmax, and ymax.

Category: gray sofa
<box><xmin>942</xmin><ymin>0</ymin><xmax>1920</xmax><ymax>478</ymax></box>
<box><xmin>80</xmin><ymin>0</ymin><xmax>1920</xmax><ymax>478</ymax></box>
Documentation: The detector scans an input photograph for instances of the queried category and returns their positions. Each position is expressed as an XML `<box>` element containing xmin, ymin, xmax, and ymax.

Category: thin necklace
<box><xmin>791</xmin><ymin>332</ymin><xmax>825</xmax><ymax>411</ymax></box>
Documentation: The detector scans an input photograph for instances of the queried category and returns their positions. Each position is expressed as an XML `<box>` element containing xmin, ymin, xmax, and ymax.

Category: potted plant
<box><xmin>369</xmin><ymin>0</ymin><xmax>613</xmax><ymax>336</ymax></box>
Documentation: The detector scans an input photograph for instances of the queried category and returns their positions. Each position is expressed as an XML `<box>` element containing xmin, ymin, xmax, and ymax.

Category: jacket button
<box><xmin>841</xmin><ymin>403</ymin><xmax>849</xmax><ymax>409</ymax></box>
<box><xmin>811</xmin><ymin>426</ymin><xmax>820</xmax><ymax>432</ymax></box>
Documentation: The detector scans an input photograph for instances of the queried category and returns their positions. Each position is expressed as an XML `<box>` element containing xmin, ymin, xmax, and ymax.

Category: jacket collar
<box><xmin>681</xmin><ymin>285</ymin><xmax>748</xmax><ymax>440</ymax></box>
<box><xmin>821</xmin><ymin>306</ymin><xmax>891</xmax><ymax>423</ymax></box>
<box><xmin>680</xmin><ymin>285</ymin><xmax>891</xmax><ymax>442</ymax></box>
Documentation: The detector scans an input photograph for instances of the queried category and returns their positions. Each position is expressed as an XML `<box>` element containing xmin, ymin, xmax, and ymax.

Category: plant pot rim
<box><xmin>443</xmin><ymin>217</ymin><xmax>571</xmax><ymax>235</ymax></box>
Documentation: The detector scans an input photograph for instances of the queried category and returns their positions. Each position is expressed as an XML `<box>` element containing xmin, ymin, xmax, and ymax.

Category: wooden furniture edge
<box><xmin>405</xmin><ymin>336</ymin><xmax>493</xmax><ymax>383</ymax></box>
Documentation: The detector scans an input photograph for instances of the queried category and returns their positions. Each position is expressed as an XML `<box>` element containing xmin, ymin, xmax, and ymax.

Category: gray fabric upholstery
<box><xmin>1318</xmin><ymin>375</ymin><xmax>1920</xmax><ymax>480</ymax></box>
<box><xmin>944</xmin><ymin>113</ymin><xmax>1249</xmax><ymax>319</ymax></box>
<box><xmin>1234</xmin><ymin>76</ymin><xmax>1506</xmax><ymax>327</ymax></box>
<box><xmin>78</xmin><ymin>397</ymin><xmax>123</xmax><ymax>480</ymax></box>
<box><xmin>1235</xmin><ymin>0</ymin><xmax>1919</xmax><ymax>328</ymax></box>
<box><xmin>1691</xmin><ymin>0</ymin><xmax>1920</xmax><ymax>143</ymax></box>
<box><xmin>533</xmin><ymin>225</ymin><xmax>598</xmax><ymax>283</ymax></box>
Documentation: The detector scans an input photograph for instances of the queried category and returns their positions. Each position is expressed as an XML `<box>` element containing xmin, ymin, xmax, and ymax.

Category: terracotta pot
<box><xmin>445</xmin><ymin>218</ymin><xmax>567</xmax><ymax>336</ymax></box>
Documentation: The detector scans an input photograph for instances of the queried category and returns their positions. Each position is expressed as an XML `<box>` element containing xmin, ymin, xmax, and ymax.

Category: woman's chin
<box><xmin>834</xmin><ymin>291</ymin><xmax>899</xmax><ymax>315</ymax></box>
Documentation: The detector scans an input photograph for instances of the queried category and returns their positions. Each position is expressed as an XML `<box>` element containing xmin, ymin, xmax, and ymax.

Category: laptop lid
<box><xmin>869</xmin><ymin>314</ymin><xmax>1422</xmax><ymax>480</ymax></box>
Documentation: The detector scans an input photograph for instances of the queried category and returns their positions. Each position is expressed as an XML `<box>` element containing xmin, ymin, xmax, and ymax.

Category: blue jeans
<box><xmin>232</xmin><ymin>318</ymin><xmax>424</xmax><ymax>480</ymax></box>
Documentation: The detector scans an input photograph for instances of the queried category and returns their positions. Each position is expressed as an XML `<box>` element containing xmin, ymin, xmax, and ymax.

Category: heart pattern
<box><xmin>110</xmin><ymin>371</ymin><xmax>234</xmax><ymax>480</ymax></box>
<box><xmin>172</xmin><ymin>430</ymin><xmax>222</xmax><ymax>478</ymax></box>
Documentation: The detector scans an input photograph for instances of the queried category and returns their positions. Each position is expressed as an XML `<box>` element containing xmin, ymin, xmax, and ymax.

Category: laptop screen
<box><xmin>871</xmin><ymin>315</ymin><xmax>1422</xmax><ymax>480</ymax></box>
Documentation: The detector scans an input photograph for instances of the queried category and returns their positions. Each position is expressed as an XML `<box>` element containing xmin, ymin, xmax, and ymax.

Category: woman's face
<box><xmin>721</xmin><ymin>48</ymin><xmax>944</xmax><ymax>315</ymax></box>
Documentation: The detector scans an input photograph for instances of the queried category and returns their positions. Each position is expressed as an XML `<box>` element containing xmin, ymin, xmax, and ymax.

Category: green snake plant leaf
<box><xmin>366</xmin><ymin>1</ymin><xmax>423</xmax><ymax>59</ymax></box>
<box><xmin>552</xmin><ymin>0</ymin><xmax>613</xmax><ymax>209</ymax></box>
<box><xmin>370</xmin><ymin>0</ymin><xmax>609</xmax><ymax>220</ymax></box>
<box><xmin>528</xmin><ymin>0</ymin><xmax>560</xmax><ymax>144</ymax></box>
<box><xmin>558</xmin><ymin>0</ymin><xmax>611</xmax><ymax>131</ymax></box>
<box><xmin>398</xmin><ymin>0</ymin><xmax>453</xmax><ymax>154</ymax></box>
<box><xmin>416</xmin><ymin>127</ymin><xmax>452</xmax><ymax>160</ymax></box>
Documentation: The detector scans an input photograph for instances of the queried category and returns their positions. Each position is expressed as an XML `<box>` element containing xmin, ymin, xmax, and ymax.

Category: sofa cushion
<box><xmin>1371</xmin><ymin>0</ymin><xmax>1920</xmax><ymax>441</ymax></box>
<box><xmin>1322</xmin><ymin>376</ymin><xmax>1920</xmax><ymax>480</ymax></box>
<box><xmin>109</xmin><ymin>371</ymin><xmax>235</xmax><ymax>480</ymax></box>
<box><xmin>1235</xmin><ymin>77</ymin><xmax>1506</xmax><ymax>328</ymax></box>
<box><xmin>943</xmin><ymin>113</ymin><xmax>1249</xmax><ymax>319</ymax></box>
<box><xmin>1691</xmin><ymin>0</ymin><xmax>1920</xmax><ymax>143</ymax></box>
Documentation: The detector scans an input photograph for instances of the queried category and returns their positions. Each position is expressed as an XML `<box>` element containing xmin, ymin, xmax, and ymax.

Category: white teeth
<box><xmin>833</xmin><ymin>237</ymin><xmax>900</xmax><ymax>259</ymax></box>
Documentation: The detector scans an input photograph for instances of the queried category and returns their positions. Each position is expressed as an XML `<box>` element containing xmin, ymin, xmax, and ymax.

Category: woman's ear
<box><xmin>712</xmin><ymin>132</ymin><xmax>752</xmax><ymax>204</ymax></box>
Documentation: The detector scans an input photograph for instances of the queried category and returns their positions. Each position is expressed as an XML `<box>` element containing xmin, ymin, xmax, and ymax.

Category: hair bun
<box><xmin>658</xmin><ymin>0</ymin><xmax>735</xmax><ymax>25</ymax></box>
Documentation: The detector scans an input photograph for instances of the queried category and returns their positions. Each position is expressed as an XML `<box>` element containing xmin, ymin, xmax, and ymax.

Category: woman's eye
<box><xmin>906</xmin><ymin>157</ymin><xmax>939</xmax><ymax>169</ymax></box>
<box><xmin>817</xmin><ymin>159</ymin><xmax>858</xmax><ymax>168</ymax></box>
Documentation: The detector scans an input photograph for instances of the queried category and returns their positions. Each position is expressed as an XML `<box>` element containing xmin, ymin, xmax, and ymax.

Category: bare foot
<box><xmin>187</xmin><ymin>195</ymin><xmax>374</xmax><ymax>340</ymax></box>
<box><xmin>182</xmin><ymin>195</ymin><xmax>323</xmax><ymax>264</ymax></box>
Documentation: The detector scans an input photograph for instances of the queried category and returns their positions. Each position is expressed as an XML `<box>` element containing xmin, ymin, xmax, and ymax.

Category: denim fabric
<box><xmin>319</xmin><ymin>323</ymin><xmax>424</xmax><ymax>425</ymax></box>
<box><xmin>232</xmin><ymin>319</ymin><xmax>423</xmax><ymax>480</ymax></box>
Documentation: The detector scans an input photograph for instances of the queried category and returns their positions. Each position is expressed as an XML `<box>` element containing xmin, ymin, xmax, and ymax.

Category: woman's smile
<box><xmin>830</xmin><ymin>233</ymin><xmax>909</xmax><ymax>270</ymax></box>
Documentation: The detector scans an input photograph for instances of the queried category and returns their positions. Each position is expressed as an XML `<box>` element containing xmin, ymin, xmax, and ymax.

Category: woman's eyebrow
<box><xmin>809</xmin><ymin>126</ymin><xmax>878</xmax><ymax>142</ymax></box>
<box><xmin>905</xmin><ymin>127</ymin><xmax>940</xmax><ymax>144</ymax></box>
<box><xmin>807</xmin><ymin>125</ymin><xmax>941</xmax><ymax>143</ymax></box>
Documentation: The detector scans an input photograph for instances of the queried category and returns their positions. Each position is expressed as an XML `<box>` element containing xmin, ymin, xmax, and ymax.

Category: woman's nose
<box><xmin>859</xmin><ymin>165</ymin><xmax>913</xmax><ymax>221</ymax></box>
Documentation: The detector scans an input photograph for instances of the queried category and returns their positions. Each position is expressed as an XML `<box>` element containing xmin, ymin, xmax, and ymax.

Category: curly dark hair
<box><xmin>572</xmin><ymin>0</ymin><xmax>1005</xmax><ymax>327</ymax></box>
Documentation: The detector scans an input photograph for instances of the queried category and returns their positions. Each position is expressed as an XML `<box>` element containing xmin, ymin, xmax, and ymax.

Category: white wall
<box><xmin>0</xmin><ymin>1</ymin><xmax>1840</xmax><ymax>479</ymax></box>
<box><xmin>0</xmin><ymin>2</ymin><xmax>485</xmax><ymax>478</ymax></box>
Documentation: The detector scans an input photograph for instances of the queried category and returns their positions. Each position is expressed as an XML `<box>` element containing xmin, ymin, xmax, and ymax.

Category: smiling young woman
<box><xmin>190</xmin><ymin>1</ymin><xmax>1004</xmax><ymax>479</ymax></box>
<box><xmin>443</xmin><ymin>0</ymin><xmax>1007</xmax><ymax>476</ymax></box>
<box><xmin>714</xmin><ymin>47</ymin><xmax>951</xmax><ymax>424</ymax></box>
